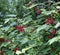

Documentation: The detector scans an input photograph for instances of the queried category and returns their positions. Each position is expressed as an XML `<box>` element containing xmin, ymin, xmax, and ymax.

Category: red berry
<box><xmin>5</xmin><ymin>38</ymin><xmax>12</xmax><ymax>43</ymax></box>
<box><xmin>14</xmin><ymin>47</ymin><xmax>20</xmax><ymax>52</ymax></box>
<box><xmin>20</xmin><ymin>29</ymin><xmax>25</xmax><ymax>32</ymax></box>
<box><xmin>0</xmin><ymin>38</ymin><xmax>4</xmax><ymax>42</ymax></box>
<box><xmin>46</xmin><ymin>18</ymin><xmax>54</xmax><ymax>24</ymax></box>
<box><xmin>36</xmin><ymin>10</ymin><xmax>42</xmax><ymax>15</ymax></box>
<box><xmin>48</xmin><ymin>36</ymin><xmax>53</xmax><ymax>39</ymax></box>
<box><xmin>52</xmin><ymin>29</ymin><xmax>56</xmax><ymax>35</ymax></box>
<box><xmin>16</xmin><ymin>26</ymin><xmax>23</xmax><ymax>30</ymax></box>
<box><xmin>48</xmin><ymin>18</ymin><xmax>54</xmax><ymax>21</ymax></box>
<box><xmin>0</xmin><ymin>50</ymin><xmax>4</xmax><ymax>54</ymax></box>
<box><xmin>47</xmin><ymin>20</ymin><xmax>53</xmax><ymax>24</ymax></box>
<box><xmin>16</xmin><ymin>26</ymin><xmax>25</xmax><ymax>32</ymax></box>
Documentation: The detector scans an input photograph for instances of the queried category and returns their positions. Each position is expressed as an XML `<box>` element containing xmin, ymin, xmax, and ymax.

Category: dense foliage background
<box><xmin>0</xmin><ymin>0</ymin><xmax>60</xmax><ymax>55</ymax></box>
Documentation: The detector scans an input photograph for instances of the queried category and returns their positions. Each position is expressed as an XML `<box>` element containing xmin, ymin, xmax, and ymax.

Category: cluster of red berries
<box><xmin>16</xmin><ymin>26</ymin><xmax>25</xmax><ymax>32</ymax></box>
<box><xmin>45</xmin><ymin>18</ymin><xmax>57</xmax><ymax>39</ymax></box>
<box><xmin>0</xmin><ymin>38</ymin><xmax>13</xmax><ymax>55</ymax></box>
<box><xmin>48</xmin><ymin>29</ymin><xmax>57</xmax><ymax>39</ymax></box>
<box><xmin>0</xmin><ymin>37</ymin><xmax>20</xmax><ymax>54</ymax></box>
<box><xmin>45</xmin><ymin>18</ymin><xmax>55</xmax><ymax>24</ymax></box>
<box><xmin>0</xmin><ymin>46</ymin><xmax>20</xmax><ymax>55</ymax></box>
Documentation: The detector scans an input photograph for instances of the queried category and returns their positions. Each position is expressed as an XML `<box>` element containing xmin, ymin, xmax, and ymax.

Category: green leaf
<box><xmin>57</xmin><ymin>30</ymin><xmax>60</xmax><ymax>34</ymax></box>
<box><xmin>0</xmin><ymin>25</ymin><xmax>3</xmax><ymax>27</ymax></box>
<box><xmin>42</xmin><ymin>10</ymin><xmax>56</xmax><ymax>15</ymax></box>
<box><xmin>7</xmin><ymin>51</ymin><xmax>14</xmax><ymax>55</ymax></box>
<box><xmin>56</xmin><ymin>6</ymin><xmax>60</xmax><ymax>9</ymax></box>
<box><xmin>23</xmin><ymin>16</ymin><xmax>32</xmax><ymax>25</ymax></box>
<box><xmin>2</xmin><ymin>26</ymin><xmax>10</xmax><ymax>31</ymax></box>
<box><xmin>4</xmin><ymin>19</ymin><xmax>10</xmax><ymax>24</ymax></box>
<box><xmin>10</xmin><ymin>22</ymin><xmax>17</xmax><ymax>26</ymax></box>
<box><xmin>1</xmin><ymin>42</ymin><xmax>10</xmax><ymax>47</ymax></box>
<box><xmin>55</xmin><ymin>22</ymin><xmax>60</xmax><ymax>28</ymax></box>
<box><xmin>36</xmin><ymin>24</ymin><xmax>48</xmax><ymax>33</ymax></box>
<box><xmin>42</xmin><ymin>48</ymin><xmax>51</xmax><ymax>54</ymax></box>
<box><xmin>48</xmin><ymin>36</ymin><xmax>60</xmax><ymax>45</ymax></box>
<box><xmin>20</xmin><ymin>38</ymin><xmax>29</xmax><ymax>45</ymax></box>
<box><xmin>27</xmin><ymin>4</ymin><xmax>38</xmax><ymax>9</ymax></box>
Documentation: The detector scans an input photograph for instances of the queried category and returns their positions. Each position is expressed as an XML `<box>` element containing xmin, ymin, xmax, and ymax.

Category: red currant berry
<box><xmin>14</xmin><ymin>47</ymin><xmax>20</xmax><ymax>52</ymax></box>
<box><xmin>46</xmin><ymin>18</ymin><xmax>54</xmax><ymax>24</ymax></box>
<box><xmin>16</xmin><ymin>26</ymin><xmax>25</xmax><ymax>32</ymax></box>
<box><xmin>52</xmin><ymin>29</ymin><xmax>57</xmax><ymax>35</ymax></box>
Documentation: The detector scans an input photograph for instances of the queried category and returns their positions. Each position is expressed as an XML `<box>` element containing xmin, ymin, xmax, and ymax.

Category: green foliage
<box><xmin>0</xmin><ymin>0</ymin><xmax>60</xmax><ymax>55</ymax></box>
